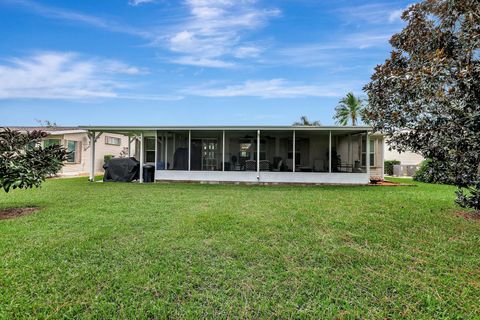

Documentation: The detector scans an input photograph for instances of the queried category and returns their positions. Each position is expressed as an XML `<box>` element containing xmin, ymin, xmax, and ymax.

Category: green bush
<box><xmin>413</xmin><ymin>159</ymin><xmax>434</xmax><ymax>183</ymax></box>
<box><xmin>384</xmin><ymin>160</ymin><xmax>400</xmax><ymax>176</ymax></box>
<box><xmin>104</xmin><ymin>154</ymin><xmax>114</xmax><ymax>164</ymax></box>
<box><xmin>413</xmin><ymin>159</ymin><xmax>455</xmax><ymax>184</ymax></box>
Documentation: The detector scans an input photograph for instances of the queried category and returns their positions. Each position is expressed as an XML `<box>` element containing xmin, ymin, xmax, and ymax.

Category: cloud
<box><xmin>337</xmin><ymin>3</ymin><xmax>407</xmax><ymax>25</ymax></box>
<box><xmin>171</xmin><ymin>56</ymin><xmax>235</xmax><ymax>68</ymax></box>
<box><xmin>184</xmin><ymin>79</ymin><xmax>362</xmax><ymax>99</ymax></box>
<box><xmin>2</xmin><ymin>0</ymin><xmax>278</xmax><ymax>68</ymax></box>
<box><xmin>388</xmin><ymin>9</ymin><xmax>404</xmax><ymax>23</ymax></box>
<box><xmin>0</xmin><ymin>52</ymin><xmax>179</xmax><ymax>101</ymax></box>
<box><xmin>128</xmin><ymin>0</ymin><xmax>155</xmax><ymax>6</ymax></box>
<box><xmin>164</xmin><ymin>0</ymin><xmax>280</xmax><ymax>67</ymax></box>
<box><xmin>3</xmin><ymin>0</ymin><xmax>151</xmax><ymax>38</ymax></box>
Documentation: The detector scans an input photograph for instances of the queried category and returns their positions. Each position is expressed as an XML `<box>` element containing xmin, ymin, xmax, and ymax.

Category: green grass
<box><xmin>1</xmin><ymin>178</ymin><xmax>479</xmax><ymax>319</ymax></box>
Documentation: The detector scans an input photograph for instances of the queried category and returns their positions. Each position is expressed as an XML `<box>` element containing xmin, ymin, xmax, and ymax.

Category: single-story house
<box><xmin>81</xmin><ymin>126</ymin><xmax>385</xmax><ymax>184</ymax></box>
<box><xmin>6</xmin><ymin>127</ymin><xmax>129</xmax><ymax>177</ymax></box>
<box><xmin>384</xmin><ymin>147</ymin><xmax>424</xmax><ymax>166</ymax></box>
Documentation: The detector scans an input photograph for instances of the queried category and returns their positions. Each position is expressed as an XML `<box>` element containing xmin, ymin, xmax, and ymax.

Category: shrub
<box><xmin>413</xmin><ymin>159</ymin><xmax>455</xmax><ymax>185</ymax></box>
<box><xmin>384</xmin><ymin>160</ymin><xmax>400</xmax><ymax>176</ymax></box>
<box><xmin>413</xmin><ymin>160</ymin><xmax>435</xmax><ymax>183</ymax></box>
<box><xmin>0</xmin><ymin>128</ymin><xmax>68</xmax><ymax>192</ymax></box>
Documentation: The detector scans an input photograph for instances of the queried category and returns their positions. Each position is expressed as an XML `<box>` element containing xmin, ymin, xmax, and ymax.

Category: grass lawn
<box><xmin>1</xmin><ymin>178</ymin><xmax>479</xmax><ymax>319</ymax></box>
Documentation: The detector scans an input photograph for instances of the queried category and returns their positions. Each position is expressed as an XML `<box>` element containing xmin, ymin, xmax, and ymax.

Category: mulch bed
<box><xmin>454</xmin><ymin>211</ymin><xmax>480</xmax><ymax>222</ymax></box>
<box><xmin>368</xmin><ymin>180</ymin><xmax>415</xmax><ymax>186</ymax></box>
<box><xmin>0</xmin><ymin>207</ymin><xmax>39</xmax><ymax>220</ymax></box>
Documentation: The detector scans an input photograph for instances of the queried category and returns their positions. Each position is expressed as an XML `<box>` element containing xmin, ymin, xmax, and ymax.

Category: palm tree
<box><xmin>292</xmin><ymin>116</ymin><xmax>321</xmax><ymax>126</ymax></box>
<box><xmin>334</xmin><ymin>92</ymin><xmax>363</xmax><ymax>126</ymax></box>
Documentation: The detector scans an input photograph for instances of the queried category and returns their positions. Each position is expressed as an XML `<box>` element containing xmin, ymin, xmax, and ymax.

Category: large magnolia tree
<box><xmin>0</xmin><ymin>129</ymin><xmax>68</xmax><ymax>192</ymax></box>
<box><xmin>364</xmin><ymin>0</ymin><xmax>480</xmax><ymax>211</ymax></box>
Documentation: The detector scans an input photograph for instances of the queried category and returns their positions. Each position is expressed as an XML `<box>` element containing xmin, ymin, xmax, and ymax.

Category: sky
<box><xmin>0</xmin><ymin>0</ymin><xmax>411</xmax><ymax>126</ymax></box>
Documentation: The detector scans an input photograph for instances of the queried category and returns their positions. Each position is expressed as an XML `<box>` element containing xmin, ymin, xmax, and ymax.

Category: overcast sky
<box><xmin>0</xmin><ymin>0</ymin><xmax>411</xmax><ymax>126</ymax></box>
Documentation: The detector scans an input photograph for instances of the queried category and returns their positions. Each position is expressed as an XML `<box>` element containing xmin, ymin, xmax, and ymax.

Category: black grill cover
<box><xmin>103</xmin><ymin>157</ymin><xmax>140</xmax><ymax>182</ymax></box>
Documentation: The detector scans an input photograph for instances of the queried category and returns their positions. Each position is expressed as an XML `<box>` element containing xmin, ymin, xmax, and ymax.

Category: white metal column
<box><xmin>329</xmin><ymin>130</ymin><xmax>332</xmax><ymax>173</ymax></box>
<box><xmin>139</xmin><ymin>132</ymin><xmax>144</xmax><ymax>183</ymax></box>
<box><xmin>222</xmin><ymin>130</ymin><xmax>225</xmax><ymax>171</ymax></box>
<box><xmin>188</xmin><ymin>130</ymin><xmax>191</xmax><ymax>171</ymax></box>
<box><xmin>292</xmin><ymin>130</ymin><xmax>296</xmax><ymax>172</ymax></box>
<box><xmin>366</xmin><ymin>132</ymin><xmax>371</xmax><ymax>178</ymax></box>
<box><xmin>154</xmin><ymin>130</ymin><xmax>158</xmax><ymax>174</ymax></box>
<box><xmin>257</xmin><ymin>130</ymin><xmax>261</xmax><ymax>174</ymax></box>
<box><xmin>128</xmin><ymin>134</ymin><xmax>132</xmax><ymax>158</ymax></box>
<box><xmin>164</xmin><ymin>132</ymin><xmax>168</xmax><ymax>170</ymax></box>
<box><xmin>89</xmin><ymin>131</ymin><xmax>96</xmax><ymax>182</ymax></box>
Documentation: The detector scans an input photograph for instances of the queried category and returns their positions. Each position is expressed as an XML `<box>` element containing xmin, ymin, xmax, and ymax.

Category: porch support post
<box><xmin>188</xmin><ymin>130</ymin><xmax>191</xmax><ymax>171</ymax></box>
<box><xmin>257</xmin><ymin>130</ymin><xmax>261</xmax><ymax>174</ymax></box>
<box><xmin>222</xmin><ymin>130</ymin><xmax>225</xmax><ymax>171</ymax></box>
<box><xmin>89</xmin><ymin>131</ymin><xmax>96</xmax><ymax>182</ymax></box>
<box><xmin>128</xmin><ymin>134</ymin><xmax>132</xmax><ymax>158</ymax></box>
<box><xmin>292</xmin><ymin>130</ymin><xmax>296</xmax><ymax>172</ymax></box>
<box><xmin>329</xmin><ymin>130</ymin><xmax>332</xmax><ymax>173</ymax></box>
<box><xmin>380</xmin><ymin>138</ymin><xmax>385</xmax><ymax>180</ymax></box>
<box><xmin>366</xmin><ymin>131</ymin><xmax>371</xmax><ymax>178</ymax></box>
<box><xmin>139</xmin><ymin>132</ymin><xmax>144</xmax><ymax>183</ymax></box>
<box><xmin>164</xmin><ymin>132</ymin><xmax>168</xmax><ymax>170</ymax></box>
<box><xmin>155</xmin><ymin>130</ymin><xmax>158</xmax><ymax>172</ymax></box>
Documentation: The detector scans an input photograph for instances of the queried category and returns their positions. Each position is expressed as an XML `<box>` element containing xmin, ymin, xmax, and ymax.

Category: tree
<box><xmin>0</xmin><ymin>128</ymin><xmax>69</xmax><ymax>192</ymax></box>
<box><xmin>334</xmin><ymin>92</ymin><xmax>364</xmax><ymax>126</ymax></box>
<box><xmin>292</xmin><ymin>116</ymin><xmax>321</xmax><ymax>126</ymax></box>
<box><xmin>364</xmin><ymin>0</ymin><xmax>480</xmax><ymax>211</ymax></box>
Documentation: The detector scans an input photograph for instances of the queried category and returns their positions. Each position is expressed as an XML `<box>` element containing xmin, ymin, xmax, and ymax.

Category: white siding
<box><xmin>45</xmin><ymin>132</ymin><xmax>129</xmax><ymax>176</ymax></box>
<box><xmin>384</xmin><ymin>148</ymin><xmax>424</xmax><ymax>165</ymax></box>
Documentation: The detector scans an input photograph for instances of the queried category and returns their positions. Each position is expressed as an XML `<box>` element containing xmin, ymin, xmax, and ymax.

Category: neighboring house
<box><xmin>6</xmin><ymin>127</ymin><xmax>129</xmax><ymax>177</ymax></box>
<box><xmin>81</xmin><ymin>125</ymin><xmax>385</xmax><ymax>184</ymax></box>
<box><xmin>383</xmin><ymin>140</ymin><xmax>424</xmax><ymax>177</ymax></box>
<box><xmin>384</xmin><ymin>146</ymin><xmax>424</xmax><ymax>165</ymax></box>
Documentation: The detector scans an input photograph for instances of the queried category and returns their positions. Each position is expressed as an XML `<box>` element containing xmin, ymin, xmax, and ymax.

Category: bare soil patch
<box><xmin>454</xmin><ymin>211</ymin><xmax>480</xmax><ymax>222</ymax></box>
<box><xmin>0</xmin><ymin>207</ymin><xmax>39</xmax><ymax>220</ymax></box>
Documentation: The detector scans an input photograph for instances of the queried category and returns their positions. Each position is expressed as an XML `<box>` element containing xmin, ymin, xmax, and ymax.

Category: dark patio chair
<box><xmin>245</xmin><ymin>160</ymin><xmax>256</xmax><ymax>171</ymax></box>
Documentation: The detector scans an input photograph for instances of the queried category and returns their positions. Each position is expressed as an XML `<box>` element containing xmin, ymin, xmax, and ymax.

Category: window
<box><xmin>66</xmin><ymin>140</ymin><xmax>78</xmax><ymax>163</ymax></box>
<box><xmin>145</xmin><ymin>137</ymin><xmax>156</xmax><ymax>163</ymax></box>
<box><xmin>362</xmin><ymin>139</ymin><xmax>375</xmax><ymax>167</ymax></box>
<box><xmin>44</xmin><ymin>139</ymin><xmax>61</xmax><ymax>148</ymax></box>
<box><xmin>105</xmin><ymin>136</ymin><xmax>121</xmax><ymax>146</ymax></box>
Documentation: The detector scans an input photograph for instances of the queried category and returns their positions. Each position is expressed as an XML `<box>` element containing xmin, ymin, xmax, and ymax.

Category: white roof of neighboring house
<box><xmin>4</xmin><ymin>126</ymin><xmax>86</xmax><ymax>135</ymax></box>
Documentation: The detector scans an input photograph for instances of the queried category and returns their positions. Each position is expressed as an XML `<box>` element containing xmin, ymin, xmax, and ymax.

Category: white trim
<box><xmin>164</xmin><ymin>132</ymin><xmax>168</xmax><ymax>170</ymax></box>
<box><xmin>128</xmin><ymin>135</ymin><xmax>132</xmax><ymax>158</ymax></box>
<box><xmin>222</xmin><ymin>130</ymin><xmax>225</xmax><ymax>172</ymax></box>
<box><xmin>89</xmin><ymin>131</ymin><xmax>95</xmax><ymax>182</ymax></box>
<box><xmin>139</xmin><ymin>132</ymin><xmax>144</xmax><ymax>183</ymax></box>
<box><xmin>257</xmin><ymin>130</ymin><xmax>260</xmax><ymax>174</ymax></box>
<box><xmin>188</xmin><ymin>130</ymin><xmax>191</xmax><ymax>171</ymax></box>
<box><xmin>329</xmin><ymin>130</ymin><xmax>332</xmax><ymax>173</ymax></box>
<box><xmin>366</xmin><ymin>133</ymin><xmax>371</xmax><ymax>178</ymax></box>
<box><xmin>154</xmin><ymin>170</ymin><xmax>369</xmax><ymax>185</ymax></box>
<box><xmin>155</xmin><ymin>130</ymin><xmax>158</xmax><ymax>171</ymax></box>
<box><xmin>292</xmin><ymin>130</ymin><xmax>296</xmax><ymax>172</ymax></box>
<box><xmin>80</xmin><ymin>125</ymin><xmax>373</xmax><ymax>132</ymax></box>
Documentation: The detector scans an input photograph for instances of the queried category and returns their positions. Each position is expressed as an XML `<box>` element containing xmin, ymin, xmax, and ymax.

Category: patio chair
<box><xmin>245</xmin><ymin>160</ymin><xmax>256</xmax><ymax>171</ymax></box>
<box><xmin>259</xmin><ymin>160</ymin><xmax>270</xmax><ymax>171</ymax></box>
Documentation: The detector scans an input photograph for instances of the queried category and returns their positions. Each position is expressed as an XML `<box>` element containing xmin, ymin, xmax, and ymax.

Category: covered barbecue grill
<box><xmin>103</xmin><ymin>157</ymin><xmax>140</xmax><ymax>182</ymax></box>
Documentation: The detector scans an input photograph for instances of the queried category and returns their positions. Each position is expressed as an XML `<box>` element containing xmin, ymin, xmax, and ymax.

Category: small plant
<box><xmin>384</xmin><ymin>160</ymin><xmax>400</xmax><ymax>176</ymax></box>
<box><xmin>104</xmin><ymin>154</ymin><xmax>114</xmax><ymax>164</ymax></box>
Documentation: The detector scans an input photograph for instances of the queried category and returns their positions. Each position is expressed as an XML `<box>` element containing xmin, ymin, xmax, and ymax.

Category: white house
<box><xmin>81</xmin><ymin>126</ymin><xmax>385</xmax><ymax>184</ymax></box>
<box><xmin>384</xmin><ymin>147</ymin><xmax>424</xmax><ymax>165</ymax></box>
<box><xmin>7</xmin><ymin>127</ymin><xmax>129</xmax><ymax>177</ymax></box>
